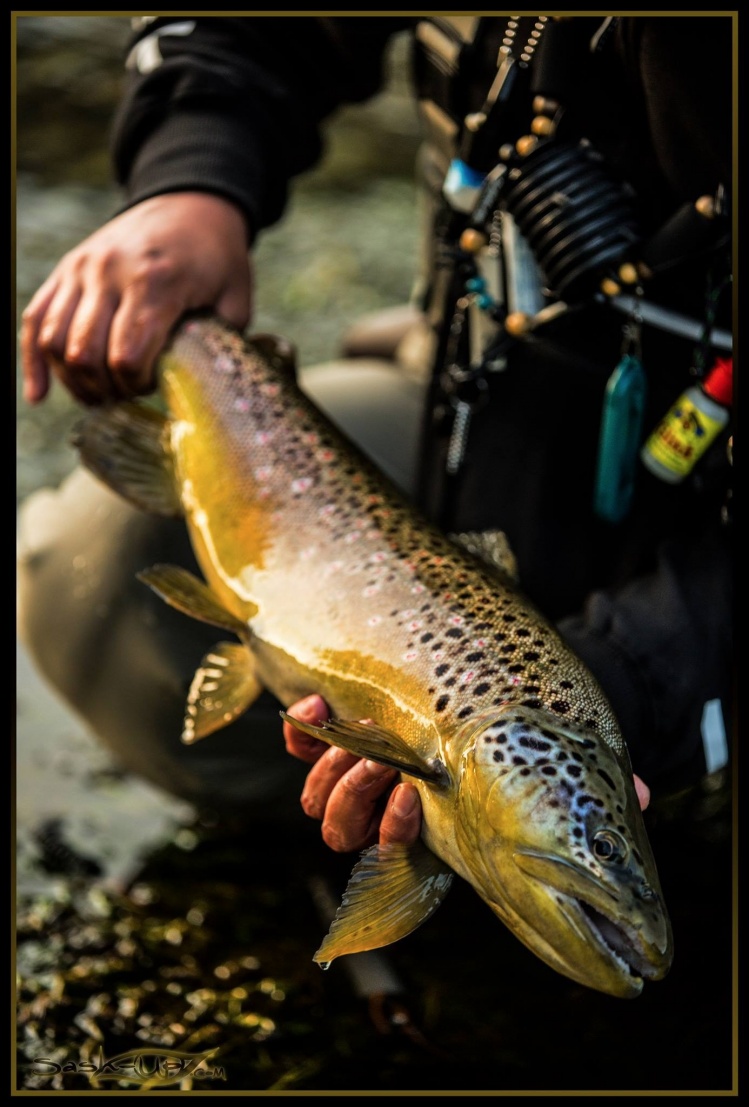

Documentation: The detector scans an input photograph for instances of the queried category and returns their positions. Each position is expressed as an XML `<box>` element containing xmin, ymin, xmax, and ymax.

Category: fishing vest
<box><xmin>406</xmin><ymin>15</ymin><xmax>733</xmax><ymax>536</ymax></box>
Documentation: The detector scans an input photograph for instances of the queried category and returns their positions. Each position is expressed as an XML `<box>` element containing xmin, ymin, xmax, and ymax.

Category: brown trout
<box><xmin>76</xmin><ymin>314</ymin><xmax>673</xmax><ymax>998</ymax></box>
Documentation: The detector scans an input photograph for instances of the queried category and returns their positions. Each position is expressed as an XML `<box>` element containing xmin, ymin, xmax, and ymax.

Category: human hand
<box><xmin>21</xmin><ymin>191</ymin><xmax>253</xmax><ymax>406</ymax></box>
<box><xmin>283</xmin><ymin>694</ymin><xmax>652</xmax><ymax>853</ymax></box>
<box><xmin>283</xmin><ymin>694</ymin><xmax>422</xmax><ymax>853</ymax></box>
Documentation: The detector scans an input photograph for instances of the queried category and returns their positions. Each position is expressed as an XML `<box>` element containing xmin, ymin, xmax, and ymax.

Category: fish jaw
<box><xmin>509</xmin><ymin>849</ymin><xmax>673</xmax><ymax>998</ymax></box>
<box><xmin>455</xmin><ymin>707</ymin><xmax>674</xmax><ymax>998</ymax></box>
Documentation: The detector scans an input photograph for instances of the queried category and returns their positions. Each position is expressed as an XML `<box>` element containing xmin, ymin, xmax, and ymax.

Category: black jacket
<box><xmin>110</xmin><ymin>15</ymin><xmax>734</xmax><ymax>793</ymax></box>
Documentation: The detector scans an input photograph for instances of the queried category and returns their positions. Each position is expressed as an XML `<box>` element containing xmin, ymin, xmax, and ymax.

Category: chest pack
<box><xmin>408</xmin><ymin>15</ymin><xmax>732</xmax><ymax>530</ymax></box>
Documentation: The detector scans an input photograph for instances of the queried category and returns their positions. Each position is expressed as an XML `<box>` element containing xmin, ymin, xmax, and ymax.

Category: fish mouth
<box><xmin>512</xmin><ymin>850</ymin><xmax>671</xmax><ymax>994</ymax></box>
<box><xmin>572</xmin><ymin>898</ymin><xmax>657</xmax><ymax>985</ymax></box>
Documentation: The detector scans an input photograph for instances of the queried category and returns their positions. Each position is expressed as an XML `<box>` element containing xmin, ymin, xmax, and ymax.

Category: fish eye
<box><xmin>591</xmin><ymin>829</ymin><xmax>628</xmax><ymax>865</ymax></box>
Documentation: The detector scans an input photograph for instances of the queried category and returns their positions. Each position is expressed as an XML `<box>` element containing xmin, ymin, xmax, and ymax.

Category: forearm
<box><xmin>111</xmin><ymin>16</ymin><xmax>412</xmax><ymax>236</ymax></box>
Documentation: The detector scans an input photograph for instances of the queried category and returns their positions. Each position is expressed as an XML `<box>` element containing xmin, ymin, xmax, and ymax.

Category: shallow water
<box><xmin>15</xmin><ymin>16</ymin><xmax>734</xmax><ymax>1094</ymax></box>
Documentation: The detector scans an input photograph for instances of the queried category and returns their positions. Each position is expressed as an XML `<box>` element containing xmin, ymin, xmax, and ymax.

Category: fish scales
<box><xmin>76</xmin><ymin>315</ymin><xmax>673</xmax><ymax>999</ymax></box>
<box><xmin>164</xmin><ymin>319</ymin><xmax>621</xmax><ymax>755</ymax></box>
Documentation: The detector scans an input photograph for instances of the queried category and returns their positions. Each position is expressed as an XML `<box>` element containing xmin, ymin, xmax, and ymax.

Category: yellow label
<box><xmin>643</xmin><ymin>395</ymin><xmax>725</xmax><ymax>478</ymax></box>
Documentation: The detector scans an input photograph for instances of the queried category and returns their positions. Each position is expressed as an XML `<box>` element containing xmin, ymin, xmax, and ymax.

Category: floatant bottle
<box><xmin>640</xmin><ymin>356</ymin><xmax>733</xmax><ymax>484</ymax></box>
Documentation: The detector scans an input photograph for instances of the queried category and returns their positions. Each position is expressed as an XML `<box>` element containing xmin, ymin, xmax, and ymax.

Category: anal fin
<box><xmin>314</xmin><ymin>841</ymin><xmax>454</xmax><ymax>968</ymax></box>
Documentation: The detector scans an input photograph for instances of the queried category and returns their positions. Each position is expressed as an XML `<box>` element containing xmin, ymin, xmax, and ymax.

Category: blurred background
<box><xmin>15</xmin><ymin>15</ymin><xmax>734</xmax><ymax>1094</ymax></box>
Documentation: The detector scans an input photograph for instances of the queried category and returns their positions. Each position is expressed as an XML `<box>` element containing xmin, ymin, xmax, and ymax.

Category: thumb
<box><xmin>215</xmin><ymin>262</ymin><xmax>254</xmax><ymax>332</ymax></box>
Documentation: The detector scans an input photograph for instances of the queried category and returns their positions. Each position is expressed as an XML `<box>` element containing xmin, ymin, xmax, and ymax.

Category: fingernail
<box><xmin>293</xmin><ymin>694</ymin><xmax>326</xmax><ymax>720</ymax></box>
<box><xmin>347</xmin><ymin>760</ymin><xmax>395</xmax><ymax>792</ymax></box>
<box><xmin>363</xmin><ymin>759</ymin><xmax>394</xmax><ymax>777</ymax></box>
<box><xmin>391</xmin><ymin>783</ymin><xmax>418</xmax><ymax>818</ymax></box>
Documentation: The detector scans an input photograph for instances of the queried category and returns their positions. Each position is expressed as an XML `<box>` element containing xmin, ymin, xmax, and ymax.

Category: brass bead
<box><xmin>636</xmin><ymin>261</ymin><xmax>654</xmax><ymax>281</ymax></box>
<box><xmin>499</xmin><ymin>143</ymin><xmax>516</xmax><ymax>162</ymax></box>
<box><xmin>600</xmin><ymin>277</ymin><xmax>621</xmax><ymax>297</ymax></box>
<box><xmin>531</xmin><ymin>115</ymin><xmax>555</xmax><ymax>137</ymax></box>
<box><xmin>618</xmin><ymin>262</ymin><xmax>639</xmax><ymax>285</ymax></box>
<box><xmin>505</xmin><ymin>311</ymin><xmax>531</xmax><ymax>336</ymax></box>
<box><xmin>516</xmin><ymin>135</ymin><xmax>538</xmax><ymax>157</ymax></box>
<box><xmin>459</xmin><ymin>227</ymin><xmax>488</xmax><ymax>254</ymax></box>
<box><xmin>464</xmin><ymin>111</ymin><xmax>487</xmax><ymax>133</ymax></box>
<box><xmin>532</xmin><ymin>95</ymin><xmax>559</xmax><ymax>115</ymax></box>
<box><xmin>695</xmin><ymin>195</ymin><xmax>715</xmax><ymax>218</ymax></box>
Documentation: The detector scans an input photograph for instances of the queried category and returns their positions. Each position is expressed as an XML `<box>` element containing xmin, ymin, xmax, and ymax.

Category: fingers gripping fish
<box><xmin>75</xmin><ymin>314</ymin><xmax>673</xmax><ymax>999</ymax></box>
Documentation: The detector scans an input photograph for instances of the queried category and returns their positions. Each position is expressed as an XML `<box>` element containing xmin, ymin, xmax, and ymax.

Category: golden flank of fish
<box><xmin>76</xmin><ymin>314</ymin><xmax>674</xmax><ymax>999</ymax></box>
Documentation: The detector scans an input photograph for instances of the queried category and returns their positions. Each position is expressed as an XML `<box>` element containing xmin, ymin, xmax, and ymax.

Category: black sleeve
<box><xmin>110</xmin><ymin>16</ymin><xmax>413</xmax><ymax>239</ymax></box>
<box><xmin>558</xmin><ymin>517</ymin><xmax>733</xmax><ymax>794</ymax></box>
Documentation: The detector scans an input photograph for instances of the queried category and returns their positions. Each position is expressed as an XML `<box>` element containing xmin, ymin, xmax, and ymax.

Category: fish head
<box><xmin>455</xmin><ymin>706</ymin><xmax>674</xmax><ymax>998</ymax></box>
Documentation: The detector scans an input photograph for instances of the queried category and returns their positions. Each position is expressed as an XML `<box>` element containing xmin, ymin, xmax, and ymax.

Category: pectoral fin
<box><xmin>314</xmin><ymin>841</ymin><xmax>454</xmax><ymax>968</ymax></box>
<box><xmin>138</xmin><ymin>564</ymin><xmax>249</xmax><ymax>637</ymax></box>
<box><xmin>183</xmin><ymin>643</ymin><xmax>264</xmax><ymax>744</ymax></box>
<box><xmin>279</xmin><ymin>713</ymin><xmax>449</xmax><ymax>786</ymax></box>
<box><xmin>73</xmin><ymin>402</ymin><xmax>181</xmax><ymax>516</ymax></box>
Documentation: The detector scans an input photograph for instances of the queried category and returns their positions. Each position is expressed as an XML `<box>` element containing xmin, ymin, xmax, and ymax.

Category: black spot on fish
<box><xmin>573</xmin><ymin>826</ymin><xmax>583</xmax><ymax>838</ymax></box>
<box><xmin>560</xmin><ymin>679</ymin><xmax>574</xmax><ymax>689</ymax></box>
<box><xmin>458</xmin><ymin>706</ymin><xmax>474</xmax><ymax>719</ymax></box>
<box><xmin>550</xmin><ymin>700</ymin><xmax>570</xmax><ymax>713</ymax></box>
<box><xmin>519</xmin><ymin>736</ymin><xmax>551</xmax><ymax>751</ymax></box>
<box><xmin>446</xmin><ymin>628</ymin><xmax>464</xmax><ymax>639</ymax></box>
<box><xmin>493</xmin><ymin>749</ymin><xmax>504</xmax><ymax>762</ymax></box>
<box><xmin>523</xmin><ymin>651</ymin><xmax>541</xmax><ymax>661</ymax></box>
<box><xmin>436</xmin><ymin>695</ymin><xmax>449</xmax><ymax>712</ymax></box>
<box><xmin>421</xmin><ymin>632</ymin><xmax>434</xmax><ymax>643</ymax></box>
<box><xmin>516</xmin><ymin>628</ymin><xmax>531</xmax><ymax>637</ymax></box>
<box><xmin>503</xmin><ymin>614</ymin><xmax>516</xmax><ymax>623</ymax></box>
<box><xmin>557</xmin><ymin>752</ymin><xmax>568</xmax><ymax>762</ymax></box>
<box><xmin>431</xmin><ymin>642</ymin><xmax>444</xmax><ymax>651</ymax></box>
<box><xmin>512</xmin><ymin>756</ymin><xmax>528</xmax><ymax>766</ymax></box>
<box><xmin>445</xmin><ymin>677</ymin><xmax>456</xmax><ymax>688</ymax></box>
<box><xmin>567</xmin><ymin>765</ymin><xmax>582</xmax><ymax>777</ymax></box>
<box><xmin>435</xmin><ymin>664</ymin><xmax>449</xmax><ymax>677</ymax></box>
<box><xmin>615</xmin><ymin>804</ymin><xmax>623</xmax><ymax>814</ymax></box>
<box><xmin>521</xmin><ymin>698</ymin><xmax>542</xmax><ymax>709</ymax></box>
<box><xmin>508</xmin><ymin>663</ymin><xmax>524</xmax><ymax>673</ymax></box>
<box><xmin>571</xmin><ymin>751</ymin><xmax>583</xmax><ymax>762</ymax></box>
<box><xmin>474</xmin><ymin>682</ymin><xmax>490</xmax><ymax>696</ymax></box>
<box><xmin>493</xmin><ymin>631</ymin><xmax>507</xmax><ymax>642</ymax></box>
<box><xmin>597</xmin><ymin>769</ymin><xmax>617</xmax><ymax>790</ymax></box>
<box><xmin>541</xmin><ymin>766</ymin><xmax>557</xmax><ymax>776</ymax></box>
<box><xmin>520</xmin><ymin>767</ymin><xmax>531</xmax><ymax>776</ymax></box>
<box><xmin>466</xmin><ymin>652</ymin><xmax>484</xmax><ymax>663</ymax></box>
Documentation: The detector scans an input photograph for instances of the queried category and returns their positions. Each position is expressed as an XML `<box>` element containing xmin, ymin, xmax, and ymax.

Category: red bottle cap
<box><xmin>702</xmin><ymin>356</ymin><xmax>733</xmax><ymax>406</ymax></box>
